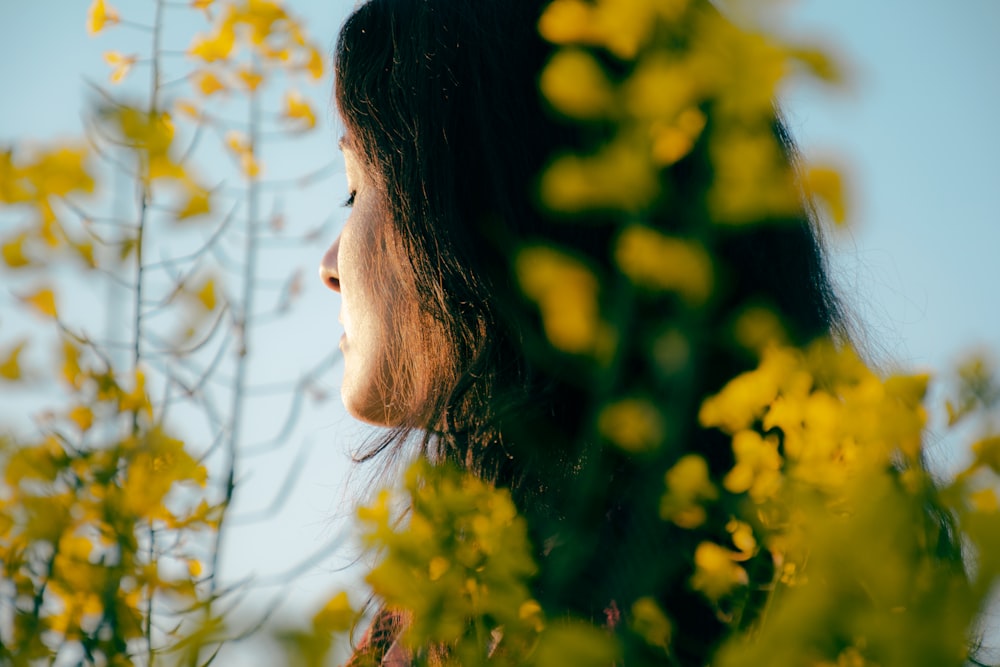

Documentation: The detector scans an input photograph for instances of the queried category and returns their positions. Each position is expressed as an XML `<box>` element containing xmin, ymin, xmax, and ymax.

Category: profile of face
<box><xmin>319</xmin><ymin>140</ymin><xmax>401</xmax><ymax>426</ymax></box>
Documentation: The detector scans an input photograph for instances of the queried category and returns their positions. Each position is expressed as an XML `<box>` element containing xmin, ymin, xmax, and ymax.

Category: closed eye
<box><xmin>343</xmin><ymin>190</ymin><xmax>356</xmax><ymax>208</ymax></box>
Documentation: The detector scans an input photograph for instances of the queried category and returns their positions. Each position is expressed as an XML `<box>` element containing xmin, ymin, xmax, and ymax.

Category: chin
<box><xmin>341</xmin><ymin>386</ymin><xmax>399</xmax><ymax>427</ymax></box>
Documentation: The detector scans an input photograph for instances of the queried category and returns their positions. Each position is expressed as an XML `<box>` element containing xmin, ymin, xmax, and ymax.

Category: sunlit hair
<box><xmin>334</xmin><ymin>0</ymin><xmax>847</xmax><ymax>659</ymax></box>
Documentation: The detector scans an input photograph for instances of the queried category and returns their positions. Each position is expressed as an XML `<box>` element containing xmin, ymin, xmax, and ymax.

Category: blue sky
<box><xmin>1</xmin><ymin>0</ymin><xmax>998</xmax><ymax>656</ymax></box>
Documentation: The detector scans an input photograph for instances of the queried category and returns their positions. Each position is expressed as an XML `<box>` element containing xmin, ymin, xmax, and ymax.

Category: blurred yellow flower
<box><xmin>237</xmin><ymin>67</ymin><xmax>264</xmax><ymax>91</ymax></box>
<box><xmin>542</xmin><ymin>135</ymin><xmax>657</xmax><ymax>212</ymax></box>
<box><xmin>283</xmin><ymin>90</ymin><xmax>317</xmax><ymax>129</ymax></box>
<box><xmin>540</xmin><ymin>49</ymin><xmax>615</xmax><ymax>119</ymax></box>
<box><xmin>305</xmin><ymin>46</ymin><xmax>324</xmax><ymax>79</ymax></box>
<box><xmin>539</xmin><ymin>0</ymin><xmax>684</xmax><ymax>60</ymax></box>
<box><xmin>691</xmin><ymin>541</ymin><xmax>748</xmax><ymax>600</ymax></box>
<box><xmin>631</xmin><ymin>597</ymin><xmax>672</xmax><ymax>652</ymax></box>
<box><xmin>0</xmin><ymin>340</ymin><xmax>27</xmax><ymax>381</ymax></box>
<box><xmin>661</xmin><ymin>454</ymin><xmax>717</xmax><ymax>528</ymax></box>
<box><xmin>225</xmin><ymin>130</ymin><xmax>261</xmax><ymax>178</ymax></box>
<box><xmin>189</xmin><ymin>8</ymin><xmax>237</xmax><ymax>62</ymax></box>
<box><xmin>312</xmin><ymin>591</ymin><xmax>356</xmax><ymax>633</ymax></box>
<box><xmin>194</xmin><ymin>70</ymin><xmax>226</xmax><ymax>96</ymax></box>
<box><xmin>710</xmin><ymin>128</ymin><xmax>799</xmax><ymax>224</ymax></box>
<box><xmin>516</xmin><ymin>245</ymin><xmax>605</xmax><ymax>355</ymax></box>
<box><xmin>103</xmin><ymin>51</ymin><xmax>136</xmax><ymax>84</ymax></box>
<box><xmin>649</xmin><ymin>107</ymin><xmax>706</xmax><ymax>165</ymax></box>
<box><xmin>804</xmin><ymin>164</ymin><xmax>848</xmax><ymax>226</ymax></box>
<box><xmin>2</xmin><ymin>232</ymin><xmax>31</xmax><ymax>268</ymax></box>
<box><xmin>723</xmin><ymin>430</ymin><xmax>782</xmax><ymax>502</ymax></box>
<box><xmin>625</xmin><ymin>53</ymin><xmax>698</xmax><ymax>120</ymax></box>
<box><xmin>615</xmin><ymin>225</ymin><xmax>713</xmax><ymax>303</ymax></box>
<box><xmin>191</xmin><ymin>0</ymin><xmax>216</xmax><ymax>16</ymax></box>
<box><xmin>598</xmin><ymin>397</ymin><xmax>665</xmax><ymax>453</ymax></box>
<box><xmin>86</xmin><ymin>0</ymin><xmax>120</xmax><ymax>36</ymax></box>
<box><xmin>20</xmin><ymin>286</ymin><xmax>58</xmax><ymax>319</ymax></box>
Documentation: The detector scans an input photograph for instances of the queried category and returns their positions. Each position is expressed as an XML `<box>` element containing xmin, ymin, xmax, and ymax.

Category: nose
<box><xmin>319</xmin><ymin>235</ymin><xmax>341</xmax><ymax>292</ymax></box>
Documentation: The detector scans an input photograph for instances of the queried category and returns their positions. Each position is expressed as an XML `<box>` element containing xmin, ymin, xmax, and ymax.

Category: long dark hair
<box><xmin>334</xmin><ymin>0</ymin><xmax>850</xmax><ymax>661</ymax></box>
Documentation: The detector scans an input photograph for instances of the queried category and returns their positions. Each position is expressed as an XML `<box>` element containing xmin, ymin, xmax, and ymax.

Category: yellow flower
<box><xmin>970</xmin><ymin>487</ymin><xmax>999</xmax><ymax>514</ymax></box>
<box><xmin>2</xmin><ymin>232</ymin><xmax>31</xmax><ymax>268</ymax></box>
<box><xmin>538</xmin><ymin>0</ymin><xmax>595</xmax><ymax>47</ymax></box>
<box><xmin>305</xmin><ymin>46</ymin><xmax>324</xmax><ymax>79</ymax></box>
<box><xmin>312</xmin><ymin>591</ymin><xmax>356</xmax><ymax>633</ymax></box>
<box><xmin>103</xmin><ymin>51</ymin><xmax>136</xmax><ymax>84</ymax></box>
<box><xmin>691</xmin><ymin>541</ymin><xmax>748</xmax><ymax>600</ymax></box>
<box><xmin>177</xmin><ymin>186</ymin><xmax>212</xmax><ymax>220</ymax></box>
<box><xmin>283</xmin><ymin>90</ymin><xmax>317</xmax><ymax>129</ymax></box>
<box><xmin>191</xmin><ymin>0</ymin><xmax>215</xmax><ymax>17</ymax></box>
<box><xmin>688</xmin><ymin>12</ymin><xmax>786</xmax><ymax>120</ymax></box>
<box><xmin>598</xmin><ymin>398</ymin><xmax>665</xmax><ymax>453</ymax></box>
<box><xmin>649</xmin><ymin>107</ymin><xmax>706</xmax><ymax>165</ymax></box>
<box><xmin>61</xmin><ymin>339</ymin><xmax>83</xmax><ymax>389</ymax></box>
<box><xmin>194</xmin><ymin>70</ymin><xmax>226</xmax><ymax>96</ymax></box>
<box><xmin>615</xmin><ymin>225</ymin><xmax>713</xmax><ymax>303</ymax></box>
<box><xmin>540</xmin><ymin>49</ymin><xmax>615</xmax><ymax>119</ymax></box>
<box><xmin>971</xmin><ymin>435</ymin><xmax>1000</xmax><ymax>475</ymax></box>
<box><xmin>237</xmin><ymin>0</ymin><xmax>288</xmax><ymax>46</ymax></box>
<box><xmin>725</xmin><ymin>519</ymin><xmax>757</xmax><ymax>561</ymax></box>
<box><xmin>19</xmin><ymin>286</ymin><xmax>58</xmax><ymax>319</ymax></box>
<box><xmin>804</xmin><ymin>164</ymin><xmax>848</xmax><ymax>226</ymax></box>
<box><xmin>189</xmin><ymin>8</ymin><xmax>236</xmax><ymax>62</ymax></box>
<box><xmin>723</xmin><ymin>430</ymin><xmax>782</xmax><ymax>502</ymax></box>
<box><xmin>516</xmin><ymin>245</ymin><xmax>605</xmax><ymax>355</ymax></box>
<box><xmin>68</xmin><ymin>405</ymin><xmax>94</xmax><ymax>432</ymax></box>
<box><xmin>630</xmin><ymin>597</ymin><xmax>672</xmax><ymax>652</ymax></box>
<box><xmin>87</xmin><ymin>0</ymin><xmax>120</xmax><ymax>35</ymax></box>
<box><xmin>709</xmin><ymin>128</ymin><xmax>799</xmax><ymax>224</ymax></box>
<box><xmin>541</xmin><ymin>135</ymin><xmax>657</xmax><ymax>212</ymax></box>
<box><xmin>122</xmin><ymin>427</ymin><xmax>207</xmax><ymax>519</ymax></box>
<box><xmin>193</xmin><ymin>278</ymin><xmax>217</xmax><ymax>311</ymax></box>
<box><xmin>225</xmin><ymin>131</ymin><xmax>261</xmax><ymax>178</ymax></box>
<box><xmin>237</xmin><ymin>67</ymin><xmax>264</xmax><ymax>91</ymax></box>
<box><xmin>540</xmin><ymin>0</ymin><xmax>680</xmax><ymax>60</ymax></box>
<box><xmin>0</xmin><ymin>340</ymin><xmax>27</xmax><ymax>381</ymax></box>
<box><xmin>23</xmin><ymin>146</ymin><xmax>95</xmax><ymax>199</ymax></box>
<box><xmin>661</xmin><ymin>454</ymin><xmax>717</xmax><ymax>528</ymax></box>
<box><xmin>624</xmin><ymin>53</ymin><xmax>698</xmax><ymax>120</ymax></box>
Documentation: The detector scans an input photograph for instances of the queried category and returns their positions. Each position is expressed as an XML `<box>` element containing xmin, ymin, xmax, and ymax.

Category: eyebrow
<box><xmin>338</xmin><ymin>134</ymin><xmax>353</xmax><ymax>151</ymax></box>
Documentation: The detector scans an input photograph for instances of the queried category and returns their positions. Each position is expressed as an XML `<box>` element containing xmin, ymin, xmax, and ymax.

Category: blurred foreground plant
<box><xmin>1</xmin><ymin>0</ymin><xmax>342</xmax><ymax>663</ymax></box>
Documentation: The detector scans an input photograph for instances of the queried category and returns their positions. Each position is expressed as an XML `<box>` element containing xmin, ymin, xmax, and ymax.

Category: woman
<box><xmin>319</xmin><ymin>0</ymin><xmax>961</xmax><ymax>664</ymax></box>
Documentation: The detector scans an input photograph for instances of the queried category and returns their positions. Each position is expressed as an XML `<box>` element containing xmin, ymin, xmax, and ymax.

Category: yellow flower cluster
<box><xmin>614</xmin><ymin>224</ymin><xmax>713</xmax><ymax>304</ymax></box>
<box><xmin>93</xmin><ymin>105</ymin><xmax>213</xmax><ymax>221</ymax></box>
<box><xmin>0</xmin><ymin>145</ymin><xmax>95</xmax><ymax>270</ymax></box>
<box><xmin>188</xmin><ymin>0</ymin><xmax>323</xmax><ymax>127</ymax></box>
<box><xmin>515</xmin><ymin>245</ymin><xmax>613</xmax><ymax>357</ymax></box>
<box><xmin>700</xmin><ymin>340</ymin><xmax>929</xmax><ymax>500</ymax></box>
<box><xmin>359</xmin><ymin>460</ymin><xmax>542</xmax><ymax>662</ymax></box>
<box><xmin>686</xmin><ymin>336</ymin><xmax>1000</xmax><ymax>651</ymax></box>
<box><xmin>536</xmin><ymin>0</ymin><xmax>846</xmax><ymax>224</ymax></box>
<box><xmin>0</xmin><ymin>347</ymin><xmax>217</xmax><ymax>654</ymax></box>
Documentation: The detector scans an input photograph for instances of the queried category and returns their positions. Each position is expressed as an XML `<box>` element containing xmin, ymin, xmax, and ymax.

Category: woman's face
<box><xmin>319</xmin><ymin>140</ymin><xmax>400</xmax><ymax>425</ymax></box>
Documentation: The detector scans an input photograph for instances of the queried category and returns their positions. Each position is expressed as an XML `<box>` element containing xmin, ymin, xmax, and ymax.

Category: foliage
<box><xmin>1</xmin><ymin>0</ymin><xmax>340</xmax><ymax>664</ymax></box>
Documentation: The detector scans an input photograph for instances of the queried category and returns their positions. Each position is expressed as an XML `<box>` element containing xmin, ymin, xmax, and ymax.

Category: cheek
<box><xmin>337</xmin><ymin>202</ymin><xmax>411</xmax><ymax>425</ymax></box>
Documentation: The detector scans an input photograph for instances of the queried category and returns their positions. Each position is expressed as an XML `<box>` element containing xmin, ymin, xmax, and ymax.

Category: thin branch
<box><xmin>227</xmin><ymin>438</ymin><xmax>316</xmax><ymax>525</ymax></box>
<box><xmin>141</xmin><ymin>306</ymin><xmax>230</xmax><ymax>358</ymax></box>
<box><xmin>242</xmin><ymin>350</ymin><xmax>341</xmax><ymax>456</ymax></box>
<box><xmin>143</xmin><ymin>200</ymin><xmax>240</xmax><ymax>272</ymax></box>
<box><xmin>251</xmin><ymin>530</ymin><xmax>351</xmax><ymax>588</ymax></box>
